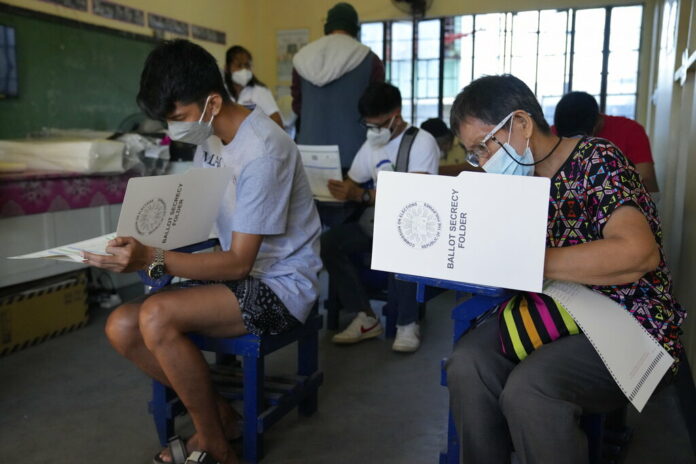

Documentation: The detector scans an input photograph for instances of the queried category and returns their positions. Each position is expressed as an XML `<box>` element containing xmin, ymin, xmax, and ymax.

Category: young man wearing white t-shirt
<box><xmin>84</xmin><ymin>40</ymin><xmax>321</xmax><ymax>464</ymax></box>
<box><xmin>323</xmin><ymin>82</ymin><xmax>439</xmax><ymax>352</ymax></box>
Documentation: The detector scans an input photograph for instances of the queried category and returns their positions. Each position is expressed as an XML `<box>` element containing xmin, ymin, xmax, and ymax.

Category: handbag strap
<box><xmin>395</xmin><ymin>126</ymin><xmax>419</xmax><ymax>173</ymax></box>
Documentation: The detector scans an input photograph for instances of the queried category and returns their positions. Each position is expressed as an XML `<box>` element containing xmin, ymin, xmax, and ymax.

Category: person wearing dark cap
<box><xmin>420</xmin><ymin>118</ymin><xmax>481</xmax><ymax>176</ymax></box>
<box><xmin>291</xmin><ymin>2</ymin><xmax>385</xmax><ymax>169</ymax></box>
<box><xmin>553</xmin><ymin>91</ymin><xmax>659</xmax><ymax>193</ymax></box>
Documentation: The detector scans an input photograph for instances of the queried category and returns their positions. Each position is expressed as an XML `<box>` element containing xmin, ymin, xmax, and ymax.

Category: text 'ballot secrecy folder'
<box><xmin>10</xmin><ymin>168</ymin><xmax>234</xmax><ymax>262</ymax></box>
<box><xmin>370</xmin><ymin>171</ymin><xmax>551</xmax><ymax>293</ymax></box>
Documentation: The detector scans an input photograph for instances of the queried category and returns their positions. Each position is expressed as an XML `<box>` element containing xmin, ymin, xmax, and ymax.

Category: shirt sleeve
<box><xmin>291</xmin><ymin>68</ymin><xmax>302</xmax><ymax>116</ymax></box>
<box><xmin>623</xmin><ymin>119</ymin><xmax>654</xmax><ymax>164</ymax></box>
<box><xmin>407</xmin><ymin>131</ymin><xmax>440</xmax><ymax>174</ymax></box>
<box><xmin>370</xmin><ymin>53</ymin><xmax>385</xmax><ymax>83</ymax></box>
<box><xmin>231</xmin><ymin>156</ymin><xmax>291</xmax><ymax>235</ymax></box>
<box><xmin>347</xmin><ymin>142</ymin><xmax>373</xmax><ymax>183</ymax></box>
<box><xmin>253</xmin><ymin>86</ymin><xmax>281</xmax><ymax>117</ymax></box>
<box><xmin>583</xmin><ymin>141</ymin><xmax>644</xmax><ymax>237</ymax></box>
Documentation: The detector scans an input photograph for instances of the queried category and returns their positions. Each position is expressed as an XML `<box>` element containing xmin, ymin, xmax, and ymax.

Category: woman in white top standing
<box><xmin>224</xmin><ymin>45</ymin><xmax>283</xmax><ymax>128</ymax></box>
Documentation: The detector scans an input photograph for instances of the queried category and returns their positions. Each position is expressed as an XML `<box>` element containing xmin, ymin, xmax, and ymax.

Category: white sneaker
<box><xmin>332</xmin><ymin>312</ymin><xmax>383</xmax><ymax>344</ymax></box>
<box><xmin>392</xmin><ymin>322</ymin><xmax>421</xmax><ymax>352</ymax></box>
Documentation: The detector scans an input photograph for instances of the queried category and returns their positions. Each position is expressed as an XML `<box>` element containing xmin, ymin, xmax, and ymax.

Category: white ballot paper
<box><xmin>10</xmin><ymin>168</ymin><xmax>234</xmax><ymax>260</ymax></box>
<box><xmin>543</xmin><ymin>280</ymin><xmax>673</xmax><ymax>412</ymax></box>
<box><xmin>8</xmin><ymin>233</ymin><xmax>116</xmax><ymax>263</ymax></box>
<box><xmin>297</xmin><ymin>145</ymin><xmax>343</xmax><ymax>202</ymax></box>
<box><xmin>371</xmin><ymin>171</ymin><xmax>550</xmax><ymax>292</ymax></box>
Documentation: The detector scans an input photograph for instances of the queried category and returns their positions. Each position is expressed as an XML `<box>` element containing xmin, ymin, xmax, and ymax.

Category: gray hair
<box><xmin>449</xmin><ymin>74</ymin><xmax>551</xmax><ymax>137</ymax></box>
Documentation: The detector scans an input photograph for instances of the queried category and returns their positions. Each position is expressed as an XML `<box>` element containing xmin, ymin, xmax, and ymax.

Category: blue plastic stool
<box><xmin>140</xmin><ymin>240</ymin><xmax>324</xmax><ymax>463</ymax></box>
<box><xmin>147</xmin><ymin>313</ymin><xmax>323</xmax><ymax>463</ymax></box>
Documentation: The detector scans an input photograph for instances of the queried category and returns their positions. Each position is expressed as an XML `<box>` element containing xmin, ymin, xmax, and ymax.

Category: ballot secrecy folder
<box><xmin>371</xmin><ymin>170</ymin><xmax>550</xmax><ymax>293</ymax></box>
<box><xmin>9</xmin><ymin>167</ymin><xmax>234</xmax><ymax>262</ymax></box>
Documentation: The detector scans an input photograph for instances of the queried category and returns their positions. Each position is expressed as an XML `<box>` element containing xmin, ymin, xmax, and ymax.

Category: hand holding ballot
<box><xmin>11</xmin><ymin>167</ymin><xmax>233</xmax><ymax>265</ymax></box>
<box><xmin>81</xmin><ymin>236</ymin><xmax>152</xmax><ymax>273</ymax></box>
<box><xmin>326</xmin><ymin>178</ymin><xmax>367</xmax><ymax>202</ymax></box>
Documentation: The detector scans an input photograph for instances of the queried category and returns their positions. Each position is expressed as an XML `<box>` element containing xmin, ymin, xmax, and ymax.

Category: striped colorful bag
<box><xmin>498</xmin><ymin>292</ymin><xmax>581</xmax><ymax>362</ymax></box>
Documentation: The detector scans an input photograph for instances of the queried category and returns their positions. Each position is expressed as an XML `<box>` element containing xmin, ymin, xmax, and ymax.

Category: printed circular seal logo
<box><xmin>135</xmin><ymin>198</ymin><xmax>166</xmax><ymax>235</ymax></box>
<box><xmin>397</xmin><ymin>202</ymin><xmax>441</xmax><ymax>248</ymax></box>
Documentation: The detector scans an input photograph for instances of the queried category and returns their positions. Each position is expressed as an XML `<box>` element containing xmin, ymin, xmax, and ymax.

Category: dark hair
<box><xmin>449</xmin><ymin>74</ymin><xmax>551</xmax><ymax>136</ymax></box>
<box><xmin>324</xmin><ymin>2</ymin><xmax>359</xmax><ymax>37</ymax></box>
<box><xmin>554</xmin><ymin>91</ymin><xmax>599</xmax><ymax>137</ymax></box>
<box><xmin>421</xmin><ymin>118</ymin><xmax>452</xmax><ymax>139</ymax></box>
<box><xmin>358</xmin><ymin>82</ymin><xmax>402</xmax><ymax>118</ymax></box>
<box><xmin>137</xmin><ymin>39</ymin><xmax>229</xmax><ymax>121</ymax></box>
<box><xmin>224</xmin><ymin>45</ymin><xmax>266</xmax><ymax>99</ymax></box>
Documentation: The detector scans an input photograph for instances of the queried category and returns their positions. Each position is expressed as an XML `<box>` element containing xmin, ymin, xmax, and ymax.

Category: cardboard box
<box><xmin>0</xmin><ymin>270</ymin><xmax>89</xmax><ymax>356</ymax></box>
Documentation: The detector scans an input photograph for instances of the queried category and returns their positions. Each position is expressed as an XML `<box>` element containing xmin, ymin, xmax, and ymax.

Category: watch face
<box><xmin>148</xmin><ymin>264</ymin><xmax>165</xmax><ymax>280</ymax></box>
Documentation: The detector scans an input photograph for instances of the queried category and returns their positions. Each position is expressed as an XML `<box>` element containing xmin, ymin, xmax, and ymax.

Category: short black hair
<box><xmin>137</xmin><ymin>39</ymin><xmax>230</xmax><ymax>120</ymax></box>
<box><xmin>358</xmin><ymin>82</ymin><xmax>402</xmax><ymax>118</ymax></box>
<box><xmin>421</xmin><ymin>118</ymin><xmax>452</xmax><ymax>139</ymax></box>
<box><xmin>449</xmin><ymin>74</ymin><xmax>550</xmax><ymax>136</ymax></box>
<box><xmin>554</xmin><ymin>91</ymin><xmax>599</xmax><ymax>137</ymax></box>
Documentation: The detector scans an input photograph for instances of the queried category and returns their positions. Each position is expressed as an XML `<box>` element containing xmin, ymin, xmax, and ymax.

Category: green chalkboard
<box><xmin>0</xmin><ymin>7</ymin><xmax>156</xmax><ymax>139</ymax></box>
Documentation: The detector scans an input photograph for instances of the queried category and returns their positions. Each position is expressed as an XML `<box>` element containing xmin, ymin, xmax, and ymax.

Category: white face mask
<box><xmin>231</xmin><ymin>69</ymin><xmax>253</xmax><ymax>87</ymax></box>
<box><xmin>481</xmin><ymin>112</ymin><xmax>535</xmax><ymax>176</ymax></box>
<box><xmin>366</xmin><ymin>115</ymin><xmax>395</xmax><ymax>148</ymax></box>
<box><xmin>168</xmin><ymin>96</ymin><xmax>216</xmax><ymax>146</ymax></box>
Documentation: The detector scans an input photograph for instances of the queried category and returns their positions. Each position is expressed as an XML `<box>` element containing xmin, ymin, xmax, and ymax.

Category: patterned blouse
<box><xmin>547</xmin><ymin>137</ymin><xmax>685</xmax><ymax>363</ymax></box>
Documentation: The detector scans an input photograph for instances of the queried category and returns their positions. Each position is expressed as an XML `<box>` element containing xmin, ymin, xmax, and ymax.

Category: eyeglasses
<box><xmin>464</xmin><ymin>112</ymin><xmax>516</xmax><ymax>167</ymax></box>
<box><xmin>360</xmin><ymin>115</ymin><xmax>395</xmax><ymax>131</ymax></box>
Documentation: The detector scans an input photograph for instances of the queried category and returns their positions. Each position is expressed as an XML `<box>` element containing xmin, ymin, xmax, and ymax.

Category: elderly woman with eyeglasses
<box><xmin>444</xmin><ymin>74</ymin><xmax>684</xmax><ymax>464</ymax></box>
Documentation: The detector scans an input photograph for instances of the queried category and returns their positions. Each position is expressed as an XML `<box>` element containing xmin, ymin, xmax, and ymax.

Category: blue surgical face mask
<box><xmin>168</xmin><ymin>96</ymin><xmax>216</xmax><ymax>145</ymax></box>
<box><xmin>482</xmin><ymin>113</ymin><xmax>535</xmax><ymax>176</ymax></box>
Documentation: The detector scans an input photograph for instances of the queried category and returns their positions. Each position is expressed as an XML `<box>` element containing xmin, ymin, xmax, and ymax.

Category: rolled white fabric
<box><xmin>0</xmin><ymin>138</ymin><xmax>125</xmax><ymax>173</ymax></box>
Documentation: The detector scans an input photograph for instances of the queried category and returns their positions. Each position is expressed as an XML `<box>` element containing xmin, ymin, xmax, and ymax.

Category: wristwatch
<box><xmin>147</xmin><ymin>248</ymin><xmax>165</xmax><ymax>280</ymax></box>
<box><xmin>361</xmin><ymin>189</ymin><xmax>371</xmax><ymax>204</ymax></box>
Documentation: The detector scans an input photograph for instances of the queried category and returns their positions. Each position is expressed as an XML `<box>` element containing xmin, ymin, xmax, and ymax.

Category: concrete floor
<box><xmin>0</xmin><ymin>287</ymin><xmax>694</xmax><ymax>464</ymax></box>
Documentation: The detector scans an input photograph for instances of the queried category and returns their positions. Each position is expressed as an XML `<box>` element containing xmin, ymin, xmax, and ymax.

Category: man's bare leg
<box><xmin>107</xmin><ymin>285</ymin><xmax>246</xmax><ymax>463</ymax></box>
<box><xmin>106</xmin><ymin>298</ymin><xmax>242</xmax><ymax>462</ymax></box>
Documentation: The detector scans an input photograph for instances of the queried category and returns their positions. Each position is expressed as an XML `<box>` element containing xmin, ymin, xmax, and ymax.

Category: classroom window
<box><xmin>415</xmin><ymin>19</ymin><xmax>441</xmax><ymax>126</ymax></box>
<box><xmin>389</xmin><ymin>21</ymin><xmax>414</xmax><ymax>124</ymax></box>
<box><xmin>361</xmin><ymin>4</ymin><xmax>642</xmax><ymax>127</ymax></box>
<box><xmin>0</xmin><ymin>25</ymin><xmax>18</xmax><ymax>98</ymax></box>
<box><xmin>360</xmin><ymin>22</ymin><xmax>384</xmax><ymax>61</ymax></box>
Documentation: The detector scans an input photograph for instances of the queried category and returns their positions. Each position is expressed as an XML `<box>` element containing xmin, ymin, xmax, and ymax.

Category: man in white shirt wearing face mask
<box><xmin>322</xmin><ymin>82</ymin><xmax>440</xmax><ymax>352</ymax></box>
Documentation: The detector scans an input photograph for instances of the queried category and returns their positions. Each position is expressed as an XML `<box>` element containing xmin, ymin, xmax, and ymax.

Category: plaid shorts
<box><xmin>143</xmin><ymin>277</ymin><xmax>300</xmax><ymax>336</ymax></box>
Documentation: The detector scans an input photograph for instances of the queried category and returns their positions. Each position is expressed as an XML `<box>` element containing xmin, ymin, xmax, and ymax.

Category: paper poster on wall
<box><xmin>277</xmin><ymin>29</ymin><xmax>309</xmax><ymax>82</ymax></box>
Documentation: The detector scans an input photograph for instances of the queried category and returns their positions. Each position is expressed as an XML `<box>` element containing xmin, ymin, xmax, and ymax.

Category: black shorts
<box><xmin>221</xmin><ymin>276</ymin><xmax>301</xmax><ymax>336</ymax></box>
<box><xmin>141</xmin><ymin>277</ymin><xmax>300</xmax><ymax>336</ymax></box>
